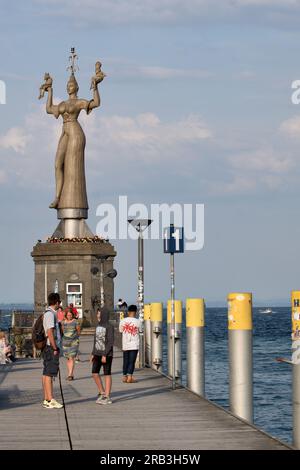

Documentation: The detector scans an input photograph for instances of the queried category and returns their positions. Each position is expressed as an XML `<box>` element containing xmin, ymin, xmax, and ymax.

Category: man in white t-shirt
<box><xmin>119</xmin><ymin>304</ymin><xmax>140</xmax><ymax>383</ymax></box>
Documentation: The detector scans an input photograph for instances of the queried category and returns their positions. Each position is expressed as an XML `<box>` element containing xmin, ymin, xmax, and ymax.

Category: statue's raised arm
<box><xmin>38</xmin><ymin>73</ymin><xmax>60</xmax><ymax>118</ymax></box>
<box><xmin>79</xmin><ymin>61</ymin><xmax>106</xmax><ymax>114</ymax></box>
<box><xmin>46</xmin><ymin>84</ymin><xmax>60</xmax><ymax>119</ymax></box>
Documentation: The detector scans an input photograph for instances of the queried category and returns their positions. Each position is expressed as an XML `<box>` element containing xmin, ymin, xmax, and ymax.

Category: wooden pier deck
<box><xmin>0</xmin><ymin>336</ymin><xmax>291</xmax><ymax>450</ymax></box>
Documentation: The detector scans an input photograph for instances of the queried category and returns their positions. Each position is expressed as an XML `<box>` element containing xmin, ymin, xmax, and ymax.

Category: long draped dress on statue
<box><xmin>58</xmin><ymin>120</ymin><xmax>88</xmax><ymax>210</ymax></box>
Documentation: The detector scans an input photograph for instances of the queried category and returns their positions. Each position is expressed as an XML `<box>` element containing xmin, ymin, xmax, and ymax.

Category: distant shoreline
<box><xmin>0</xmin><ymin>304</ymin><xmax>34</xmax><ymax>309</ymax></box>
<box><xmin>0</xmin><ymin>303</ymin><xmax>291</xmax><ymax>309</ymax></box>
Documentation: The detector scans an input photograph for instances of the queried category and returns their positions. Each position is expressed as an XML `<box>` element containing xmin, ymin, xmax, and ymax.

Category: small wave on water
<box><xmin>0</xmin><ymin>311</ymin><xmax>12</xmax><ymax>331</ymax></box>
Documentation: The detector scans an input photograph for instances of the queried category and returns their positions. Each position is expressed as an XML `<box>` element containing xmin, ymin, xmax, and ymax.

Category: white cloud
<box><xmin>234</xmin><ymin>0</ymin><xmax>298</xmax><ymax>5</ymax></box>
<box><xmin>279</xmin><ymin>115</ymin><xmax>300</xmax><ymax>139</ymax></box>
<box><xmin>101</xmin><ymin>59</ymin><xmax>213</xmax><ymax>82</ymax></box>
<box><xmin>80</xmin><ymin>111</ymin><xmax>212</xmax><ymax>164</ymax></box>
<box><xmin>215</xmin><ymin>147</ymin><xmax>293</xmax><ymax>194</ymax></box>
<box><xmin>0</xmin><ymin>127</ymin><xmax>31</xmax><ymax>153</ymax></box>
<box><xmin>210</xmin><ymin>175</ymin><xmax>257</xmax><ymax>195</ymax></box>
<box><xmin>0</xmin><ymin>103</ymin><xmax>61</xmax><ymax>186</ymax></box>
<box><xmin>0</xmin><ymin>105</ymin><xmax>211</xmax><ymax>189</ymax></box>
<box><xmin>1</xmin><ymin>102</ymin><xmax>299</xmax><ymax>197</ymax></box>
<box><xmin>229</xmin><ymin>148</ymin><xmax>293</xmax><ymax>174</ymax></box>
<box><xmin>33</xmin><ymin>0</ymin><xmax>300</xmax><ymax>26</ymax></box>
<box><xmin>135</xmin><ymin>66</ymin><xmax>212</xmax><ymax>80</ymax></box>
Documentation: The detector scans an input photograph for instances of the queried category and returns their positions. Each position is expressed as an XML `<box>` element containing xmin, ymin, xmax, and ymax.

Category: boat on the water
<box><xmin>259</xmin><ymin>308</ymin><xmax>273</xmax><ymax>314</ymax></box>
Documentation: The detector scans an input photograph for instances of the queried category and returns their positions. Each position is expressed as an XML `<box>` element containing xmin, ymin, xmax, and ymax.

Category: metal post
<box><xmin>291</xmin><ymin>291</ymin><xmax>300</xmax><ymax>448</ymax></box>
<box><xmin>128</xmin><ymin>218</ymin><xmax>152</xmax><ymax>369</ymax></box>
<box><xmin>44</xmin><ymin>262</ymin><xmax>48</xmax><ymax>305</ymax></box>
<box><xmin>167</xmin><ymin>299</ymin><xmax>182</xmax><ymax>387</ymax></box>
<box><xmin>151</xmin><ymin>302</ymin><xmax>163</xmax><ymax>371</ymax></box>
<box><xmin>186</xmin><ymin>298</ymin><xmax>205</xmax><ymax>396</ymax></box>
<box><xmin>171</xmin><ymin>253</ymin><xmax>175</xmax><ymax>389</ymax></box>
<box><xmin>174</xmin><ymin>301</ymin><xmax>182</xmax><ymax>385</ymax></box>
<box><xmin>293</xmin><ymin>362</ymin><xmax>300</xmax><ymax>449</ymax></box>
<box><xmin>100</xmin><ymin>259</ymin><xmax>105</xmax><ymax>308</ymax></box>
<box><xmin>144</xmin><ymin>304</ymin><xmax>151</xmax><ymax>367</ymax></box>
<box><xmin>228</xmin><ymin>292</ymin><xmax>253</xmax><ymax>423</ymax></box>
<box><xmin>138</xmin><ymin>232</ymin><xmax>145</xmax><ymax>368</ymax></box>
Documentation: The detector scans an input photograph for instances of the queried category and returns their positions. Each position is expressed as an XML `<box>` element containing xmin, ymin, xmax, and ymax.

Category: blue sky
<box><xmin>1</xmin><ymin>1</ymin><xmax>300</xmax><ymax>304</ymax></box>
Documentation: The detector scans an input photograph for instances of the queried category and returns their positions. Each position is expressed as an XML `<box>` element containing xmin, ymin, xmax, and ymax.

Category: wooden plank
<box><xmin>0</xmin><ymin>337</ymin><xmax>291</xmax><ymax>450</ymax></box>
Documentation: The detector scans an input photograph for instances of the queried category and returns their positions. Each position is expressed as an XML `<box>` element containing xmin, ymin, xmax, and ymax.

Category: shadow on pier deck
<box><xmin>0</xmin><ymin>337</ymin><xmax>291</xmax><ymax>450</ymax></box>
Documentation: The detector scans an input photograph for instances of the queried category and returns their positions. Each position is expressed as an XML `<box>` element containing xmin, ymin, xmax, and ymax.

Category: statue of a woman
<box><xmin>40</xmin><ymin>65</ymin><xmax>104</xmax><ymax>211</ymax></box>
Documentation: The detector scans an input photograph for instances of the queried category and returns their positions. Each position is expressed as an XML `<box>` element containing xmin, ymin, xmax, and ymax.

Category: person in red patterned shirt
<box><xmin>119</xmin><ymin>304</ymin><xmax>140</xmax><ymax>383</ymax></box>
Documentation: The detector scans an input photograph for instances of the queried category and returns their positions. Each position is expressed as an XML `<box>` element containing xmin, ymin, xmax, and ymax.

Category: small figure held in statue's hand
<box><xmin>90</xmin><ymin>61</ymin><xmax>106</xmax><ymax>90</ymax></box>
<box><xmin>38</xmin><ymin>73</ymin><xmax>53</xmax><ymax>100</ymax></box>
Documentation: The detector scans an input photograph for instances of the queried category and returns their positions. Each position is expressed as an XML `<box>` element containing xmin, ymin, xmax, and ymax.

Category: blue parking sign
<box><xmin>164</xmin><ymin>226</ymin><xmax>184</xmax><ymax>254</ymax></box>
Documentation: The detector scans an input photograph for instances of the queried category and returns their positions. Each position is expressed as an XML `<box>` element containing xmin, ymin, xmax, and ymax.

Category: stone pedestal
<box><xmin>31</xmin><ymin>240</ymin><xmax>116</xmax><ymax>326</ymax></box>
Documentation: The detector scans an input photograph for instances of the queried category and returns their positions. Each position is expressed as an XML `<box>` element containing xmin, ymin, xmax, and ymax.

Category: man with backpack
<box><xmin>41</xmin><ymin>292</ymin><xmax>63</xmax><ymax>409</ymax></box>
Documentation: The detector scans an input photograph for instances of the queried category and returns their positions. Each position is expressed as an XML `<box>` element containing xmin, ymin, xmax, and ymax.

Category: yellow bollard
<box><xmin>144</xmin><ymin>304</ymin><xmax>151</xmax><ymax>320</ymax></box>
<box><xmin>167</xmin><ymin>300</ymin><xmax>182</xmax><ymax>380</ymax></box>
<box><xmin>144</xmin><ymin>304</ymin><xmax>151</xmax><ymax>367</ymax></box>
<box><xmin>186</xmin><ymin>298</ymin><xmax>205</xmax><ymax>328</ymax></box>
<box><xmin>151</xmin><ymin>302</ymin><xmax>163</xmax><ymax>322</ymax></box>
<box><xmin>167</xmin><ymin>300</ymin><xmax>182</xmax><ymax>324</ymax></box>
<box><xmin>150</xmin><ymin>302</ymin><xmax>163</xmax><ymax>370</ymax></box>
<box><xmin>228</xmin><ymin>293</ymin><xmax>252</xmax><ymax>331</ymax></box>
<box><xmin>186</xmin><ymin>298</ymin><xmax>205</xmax><ymax>396</ymax></box>
<box><xmin>291</xmin><ymin>291</ymin><xmax>300</xmax><ymax>448</ymax></box>
<box><xmin>291</xmin><ymin>291</ymin><xmax>300</xmax><ymax>341</ymax></box>
<box><xmin>227</xmin><ymin>292</ymin><xmax>253</xmax><ymax>423</ymax></box>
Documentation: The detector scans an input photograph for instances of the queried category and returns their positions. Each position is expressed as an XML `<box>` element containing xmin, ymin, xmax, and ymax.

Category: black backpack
<box><xmin>32</xmin><ymin>314</ymin><xmax>46</xmax><ymax>350</ymax></box>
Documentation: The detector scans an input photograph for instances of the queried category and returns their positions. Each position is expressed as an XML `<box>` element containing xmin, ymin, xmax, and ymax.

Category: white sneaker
<box><xmin>100</xmin><ymin>396</ymin><xmax>112</xmax><ymax>405</ymax></box>
<box><xmin>42</xmin><ymin>399</ymin><xmax>63</xmax><ymax>409</ymax></box>
<box><xmin>42</xmin><ymin>400</ymin><xmax>54</xmax><ymax>408</ymax></box>
<box><xmin>96</xmin><ymin>394</ymin><xmax>105</xmax><ymax>404</ymax></box>
<box><xmin>50</xmin><ymin>398</ymin><xmax>63</xmax><ymax>409</ymax></box>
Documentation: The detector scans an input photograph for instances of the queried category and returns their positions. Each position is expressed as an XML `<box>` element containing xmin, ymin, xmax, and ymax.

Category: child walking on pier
<box><xmin>91</xmin><ymin>307</ymin><xmax>114</xmax><ymax>405</ymax></box>
<box><xmin>119</xmin><ymin>304</ymin><xmax>140</xmax><ymax>383</ymax></box>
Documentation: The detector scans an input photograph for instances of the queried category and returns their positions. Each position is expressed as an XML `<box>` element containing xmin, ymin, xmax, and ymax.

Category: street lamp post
<box><xmin>91</xmin><ymin>256</ymin><xmax>117</xmax><ymax>310</ymax></box>
<box><xmin>95</xmin><ymin>255</ymin><xmax>111</xmax><ymax>308</ymax></box>
<box><xmin>99</xmin><ymin>257</ymin><xmax>106</xmax><ymax>308</ymax></box>
<box><xmin>128</xmin><ymin>218</ymin><xmax>152</xmax><ymax>368</ymax></box>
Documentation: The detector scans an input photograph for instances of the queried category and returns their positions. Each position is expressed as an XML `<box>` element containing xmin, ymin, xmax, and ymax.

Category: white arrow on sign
<box><xmin>164</xmin><ymin>229</ymin><xmax>168</xmax><ymax>251</ymax></box>
<box><xmin>172</xmin><ymin>228</ymin><xmax>180</xmax><ymax>251</ymax></box>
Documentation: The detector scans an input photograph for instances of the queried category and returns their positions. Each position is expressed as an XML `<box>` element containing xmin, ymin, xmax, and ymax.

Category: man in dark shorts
<box><xmin>42</xmin><ymin>292</ymin><xmax>63</xmax><ymax>409</ymax></box>
<box><xmin>90</xmin><ymin>307</ymin><xmax>114</xmax><ymax>405</ymax></box>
